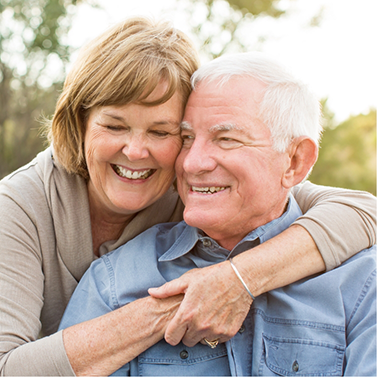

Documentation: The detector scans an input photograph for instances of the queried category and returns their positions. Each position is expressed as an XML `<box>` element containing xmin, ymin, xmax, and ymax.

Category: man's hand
<box><xmin>148</xmin><ymin>260</ymin><xmax>253</xmax><ymax>347</ymax></box>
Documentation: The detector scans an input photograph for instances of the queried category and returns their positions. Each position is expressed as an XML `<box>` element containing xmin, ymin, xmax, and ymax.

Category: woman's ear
<box><xmin>282</xmin><ymin>136</ymin><xmax>318</xmax><ymax>188</ymax></box>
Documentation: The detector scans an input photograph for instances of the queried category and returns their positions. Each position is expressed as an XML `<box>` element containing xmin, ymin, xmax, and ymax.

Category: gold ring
<box><xmin>203</xmin><ymin>338</ymin><xmax>219</xmax><ymax>349</ymax></box>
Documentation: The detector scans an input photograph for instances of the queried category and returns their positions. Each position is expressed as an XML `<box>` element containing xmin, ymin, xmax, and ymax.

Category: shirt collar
<box><xmin>159</xmin><ymin>194</ymin><xmax>302</xmax><ymax>263</ymax></box>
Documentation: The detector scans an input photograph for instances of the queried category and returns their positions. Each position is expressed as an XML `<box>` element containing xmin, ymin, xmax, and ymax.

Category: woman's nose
<box><xmin>122</xmin><ymin>135</ymin><xmax>150</xmax><ymax>161</ymax></box>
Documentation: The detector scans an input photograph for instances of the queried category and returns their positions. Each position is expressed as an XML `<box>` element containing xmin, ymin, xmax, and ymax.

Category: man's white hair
<box><xmin>191</xmin><ymin>52</ymin><xmax>322</xmax><ymax>152</ymax></box>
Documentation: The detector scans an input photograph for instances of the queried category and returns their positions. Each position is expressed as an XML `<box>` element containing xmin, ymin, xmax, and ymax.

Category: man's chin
<box><xmin>183</xmin><ymin>208</ymin><xmax>218</xmax><ymax>231</ymax></box>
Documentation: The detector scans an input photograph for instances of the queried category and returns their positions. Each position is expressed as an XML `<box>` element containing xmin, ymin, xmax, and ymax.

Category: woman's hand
<box><xmin>149</xmin><ymin>260</ymin><xmax>253</xmax><ymax>347</ymax></box>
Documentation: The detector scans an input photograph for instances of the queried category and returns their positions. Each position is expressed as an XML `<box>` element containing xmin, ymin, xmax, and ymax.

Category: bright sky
<box><xmin>67</xmin><ymin>0</ymin><xmax>377</xmax><ymax>123</ymax></box>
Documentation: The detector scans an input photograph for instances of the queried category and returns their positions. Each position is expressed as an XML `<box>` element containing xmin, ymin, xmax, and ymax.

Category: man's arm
<box><xmin>150</xmin><ymin>183</ymin><xmax>376</xmax><ymax>346</ymax></box>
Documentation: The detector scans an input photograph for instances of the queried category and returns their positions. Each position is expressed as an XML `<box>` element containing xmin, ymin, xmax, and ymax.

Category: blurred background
<box><xmin>0</xmin><ymin>0</ymin><xmax>376</xmax><ymax>194</ymax></box>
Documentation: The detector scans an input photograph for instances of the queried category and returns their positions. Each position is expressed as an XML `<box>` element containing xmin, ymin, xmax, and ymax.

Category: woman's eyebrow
<box><xmin>101</xmin><ymin>112</ymin><xmax>126</xmax><ymax>122</ymax></box>
<box><xmin>101</xmin><ymin>112</ymin><xmax>179</xmax><ymax>127</ymax></box>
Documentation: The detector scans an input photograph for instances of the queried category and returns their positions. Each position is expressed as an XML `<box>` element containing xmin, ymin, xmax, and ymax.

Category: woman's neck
<box><xmin>88</xmin><ymin>187</ymin><xmax>135</xmax><ymax>257</ymax></box>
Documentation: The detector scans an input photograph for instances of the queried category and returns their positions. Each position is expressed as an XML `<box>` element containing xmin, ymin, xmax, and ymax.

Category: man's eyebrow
<box><xmin>180</xmin><ymin>121</ymin><xmax>193</xmax><ymax>131</ymax></box>
<box><xmin>209</xmin><ymin>123</ymin><xmax>245</xmax><ymax>133</ymax></box>
<box><xmin>180</xmin><ymin>121</ymin><xmax>248</xmax><ymax>134</ymax></box>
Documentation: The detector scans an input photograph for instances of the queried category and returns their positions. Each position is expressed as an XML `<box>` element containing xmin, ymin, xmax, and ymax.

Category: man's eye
<box><xmin>220</xmin><ymin>137</ymin><xmax>234</xmax><ymax>142</ymax></box>
<box><xmin>217</xmin><ymin>137</ymin><xmax>243</xmax><ymax>149</ymax></box>
<box><xmin>181</xmin><ymin>134</ymin><xmax>194</xmax><ymax>147</ymax></box>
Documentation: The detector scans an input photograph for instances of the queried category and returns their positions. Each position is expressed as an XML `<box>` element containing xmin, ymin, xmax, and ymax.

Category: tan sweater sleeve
<box><xmin>292</xmin><ymin>181</ymin><xmax>376</xmax><ymax>271</ymax></box>
<box><xmin>0</xmin><ymin>167</ymin><xmax>76</xmax><ymax>376</ymax></box>
<box><xmin>0</xmin><ymin>332</ymin><xmax>74</xmax><ymax>376</ymax></box>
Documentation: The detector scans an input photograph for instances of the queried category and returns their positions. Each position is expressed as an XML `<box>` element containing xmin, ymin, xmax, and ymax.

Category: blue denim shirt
<box><xmin>59</xmin><ymin>196</ymin><xmax>376</xmax><ymax>376</ymax></box>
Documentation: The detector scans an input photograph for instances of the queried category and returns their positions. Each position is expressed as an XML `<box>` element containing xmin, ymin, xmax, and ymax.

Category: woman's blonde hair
<box><xmin>46</xmin><ymin>17</ymin><xmax>200</xmax><ymax>179</ymax></box>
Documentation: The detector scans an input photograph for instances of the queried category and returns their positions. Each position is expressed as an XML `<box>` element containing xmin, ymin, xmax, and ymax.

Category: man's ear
<box><xmin>282</xmin><ymin>136</ymin><xmax>318</xmax><ymax>188</ymax></box>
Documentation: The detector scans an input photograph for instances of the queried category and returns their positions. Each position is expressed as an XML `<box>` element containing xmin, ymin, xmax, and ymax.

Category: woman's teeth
<box><xmin>192</xmin><ymin>186</ymin><xmax>226</xmax><ymax>194</ymax></box>
<box><xmin>113</xmin><ymin>165</ymin><xmax>154</xmax><ymax>180</ymax></box>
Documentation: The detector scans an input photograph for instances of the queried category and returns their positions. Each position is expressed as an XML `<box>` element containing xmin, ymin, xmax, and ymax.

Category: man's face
<box><xmin>176</xmin><ymin>77</ymin><xmax>291</xmax><ymax>250</ymax></box>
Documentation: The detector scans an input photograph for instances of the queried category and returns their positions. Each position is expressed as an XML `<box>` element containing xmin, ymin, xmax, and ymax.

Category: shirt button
<box><xmin>238</xmin><ymin>324</ymin><xmax>246</xmax><ymax>333</ymax></box>
<box><xmin>202</xmin><ymin>239</ymin><xmax>212</xmax><ymax>247</ymax></box>
<box><xmin>292</xmin><ymin>360</ymin><xmax>299</xmax><ymax>372</ymax></box>
<box><xmin>180</xmin><ymin>350</ymin><xmax>189</xmax><ymax>359</ymax></box>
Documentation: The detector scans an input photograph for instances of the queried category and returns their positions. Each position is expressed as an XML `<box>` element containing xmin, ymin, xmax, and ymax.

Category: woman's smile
<box><xmin>111</xmin><ymin>164</ymin><xmax>156</xmax><ymax>180</ymax></box>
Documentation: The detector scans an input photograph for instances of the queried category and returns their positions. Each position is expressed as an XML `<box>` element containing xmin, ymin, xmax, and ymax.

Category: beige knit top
<box><xmin>0</xmin><ymin>147</ymin><xmax>375</xmax><ymax>375</ymax></box>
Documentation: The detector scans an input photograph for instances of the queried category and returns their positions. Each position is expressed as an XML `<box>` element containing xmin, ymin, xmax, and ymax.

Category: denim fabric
<box><xmin>59</xmin><ymin>196</ymin><xmax>376</xmax><ymax>376</ymax></box>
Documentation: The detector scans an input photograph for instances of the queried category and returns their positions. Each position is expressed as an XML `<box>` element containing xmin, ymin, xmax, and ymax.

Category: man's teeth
<box><xmin>114</xmin><ymin>165</ymin><xmax>153</xmax><ymax>179</ymax></box>
<box><xmin>192</xmin><ymin>186</ymin><xmax>226</xmax><ymax>194</ymax></box>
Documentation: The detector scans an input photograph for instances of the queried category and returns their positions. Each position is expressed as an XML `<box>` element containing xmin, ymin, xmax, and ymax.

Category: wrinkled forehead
<box><xmin>184</xmin><ymin>76</ymin><xmax>264</xmax><ymax>115</ymax></box>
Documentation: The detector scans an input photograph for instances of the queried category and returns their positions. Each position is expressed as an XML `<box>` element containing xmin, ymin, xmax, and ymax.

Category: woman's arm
<box><xmin>59</xmin><ymin>254</ymin><xmax>183</xmax><ymax>376</ymax></box>
<box><xmin>150</xmin><ymin>182</ymin><xmax>376</xmax><ymax>346</ymax></box>
<box><xmin>0</xmin><ymin>186</ymin><xmax>72</xmax><ymax>376</ymax></box>
<box><xmin>292</xmin><ymin>181</ymin><xmax>376</xmax><ymax>270</ymax></box>
<box><xmin>0</xmin><ymin>177</ymin><xmax>180</xmax><ymax>377</ymax></box>
<box><xmin>63</xmin><ymin>295</ymin><xmax>181</xmax><ymax>376</ymax></box>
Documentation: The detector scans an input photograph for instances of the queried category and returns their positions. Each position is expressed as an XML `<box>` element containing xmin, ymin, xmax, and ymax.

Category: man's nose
<box><xmin>122</xmin><ymin>135</ymin><xmax>149</xmax><ymax>161</ymax></box>
<box><xmin>182</xmin><ymin>139</ymin><xmax>217</xmax><ymax>174</ymax></box>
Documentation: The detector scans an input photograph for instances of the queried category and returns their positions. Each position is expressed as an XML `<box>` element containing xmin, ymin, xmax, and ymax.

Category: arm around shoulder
<box><xmin>292</xmin><ymin>181</ymin><xmax>376</xmax><ymax>270</ymax></box>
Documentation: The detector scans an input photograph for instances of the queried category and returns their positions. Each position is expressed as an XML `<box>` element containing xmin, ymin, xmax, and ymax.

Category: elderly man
<box><xmin>60</xmin><ymin>53</ymin><xmax>376</xmax><ymax>376</ymax></box>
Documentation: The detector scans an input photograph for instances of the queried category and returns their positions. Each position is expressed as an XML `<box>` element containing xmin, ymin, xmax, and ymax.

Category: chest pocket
<box><xmin>260</xmin><ymin>334</ymin><xmax>345</xmax><ymax>376</ymax></box>
<box><xmin>136</xmin><ymin>339</ymin><xmax>230</xmax><ymax>376</ymax></box>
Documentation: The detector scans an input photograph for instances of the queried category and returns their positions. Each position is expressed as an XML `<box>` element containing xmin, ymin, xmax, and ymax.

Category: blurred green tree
<box><xmin>0</xmin><ymin>0</ymin><xmax>86</xmax><ymax>178</ymax></box>
<box><xmin>186</xmin><ymin>0</ymin><xmax>285</xmax><ymax>59</ymax></box>
<box><xmin>1</xmin><ymin>0</ymin><xmax>375</xmax><ymax>196</ymax></box>
<box><xmin>0</xmin><ymin>0</ymin><xmax>285</xmax><ymax>179</ymax></box>
<box><xmin>310</xmin><ymin>105</ymin><xmax>376</xmax><ymax>195</ymax></box>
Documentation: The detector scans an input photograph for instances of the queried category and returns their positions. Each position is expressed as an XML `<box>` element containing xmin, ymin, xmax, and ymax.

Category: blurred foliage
<box><xmin>226</xmin><ymin>0</ymin><xmax>284</xmax><ymax>17</ymax></box>
<box><xmin>310</xmin><ymin>104</ymin><xmax>376</xmax><ymax>195</ymax></box>
<box><xmin>1</xmin><ymin>0</ymin><xmax>376</xmax><ymax>197</ymax></box>
<box><xmin>1</xmin><ymin>0</ymin><xmax>283</xmax><ymax>178</ymax></box>
<box><xmin>186</xmin><ymin>0</ymin><xmax>285</xmax><ymax>60</ymax></box>
<box><xmin>0</xmin><ymin>0</ymin><xmax>83</xmax><ymax>178</ymax></box>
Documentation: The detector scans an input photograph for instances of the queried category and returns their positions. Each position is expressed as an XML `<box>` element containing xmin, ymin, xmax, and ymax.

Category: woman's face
<box><xmin>84</xmin><ymin>84</ymin><xmax>184</xmax><ymax>219</ymax></box>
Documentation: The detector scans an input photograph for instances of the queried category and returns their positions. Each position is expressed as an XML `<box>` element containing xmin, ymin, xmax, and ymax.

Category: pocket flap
<box><xmin>263</xmin><ymin>334</ymin><xmax>345</xmax><ymax>376</ymax></box>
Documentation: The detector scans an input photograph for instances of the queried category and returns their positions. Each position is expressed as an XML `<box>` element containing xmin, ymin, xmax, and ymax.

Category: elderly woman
<box><xmin>0</xmin><ymin>17</ymin><xmax>375</xmax><ymax>376</ymax></box>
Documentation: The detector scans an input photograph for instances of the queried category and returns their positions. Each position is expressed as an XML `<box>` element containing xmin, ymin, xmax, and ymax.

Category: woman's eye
<box><xmin>150</xmin><ymin>130</ymin><xmax>169</xmax><ymax>137</ymax></box>
<box><xmin>106</xmin><ymin>125</ymin><xmax>125</xmax><ymax>131</ymax></box>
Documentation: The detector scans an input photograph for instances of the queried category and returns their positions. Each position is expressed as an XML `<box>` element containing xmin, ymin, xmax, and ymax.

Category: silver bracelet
<box><xmin>229</xmin><ymin>258</ymin><xmax>256</xmax><ymax>300</ymax></box>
